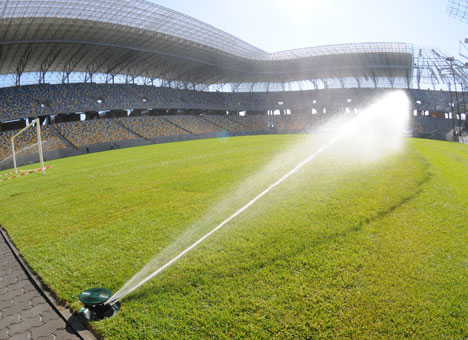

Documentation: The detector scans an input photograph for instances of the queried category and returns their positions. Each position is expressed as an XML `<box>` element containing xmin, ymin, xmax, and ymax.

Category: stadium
<box><xmin>0</xmin><ymin>0</ymin><xmax>468</xmax><ymax>339</ymax></box>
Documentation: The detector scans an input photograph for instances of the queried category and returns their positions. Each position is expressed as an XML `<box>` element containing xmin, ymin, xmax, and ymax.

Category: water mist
<box><xmin>82</xmin><ymin>91</ymin><xmax>411</xmax><ymax>312</ymax></box>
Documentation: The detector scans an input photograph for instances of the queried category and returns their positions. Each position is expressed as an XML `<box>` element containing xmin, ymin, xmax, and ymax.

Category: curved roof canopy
<box><xmin>0</xmin><ymin>0</ymin><xmax>465</xmax><ymax>90</ymax></box>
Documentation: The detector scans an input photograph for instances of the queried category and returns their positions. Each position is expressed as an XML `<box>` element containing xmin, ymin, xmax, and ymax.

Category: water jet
<box><xmin>78</xmin><ymin>288</ymin><xmax>120</xmax><ymax>321</ymax></box>
<box><xmin>106</xmin><ymin>92</ymin><xmax>411</xmax><ymax>305</ymax></box>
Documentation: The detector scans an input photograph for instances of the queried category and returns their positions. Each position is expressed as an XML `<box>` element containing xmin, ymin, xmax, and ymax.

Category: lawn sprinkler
<box><xmin>78</xmin><ymin>288</ymin><xmax>120</xmax><ymax>321</ymax></box>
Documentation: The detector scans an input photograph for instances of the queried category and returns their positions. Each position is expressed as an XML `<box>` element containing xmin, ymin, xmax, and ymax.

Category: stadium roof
<box><xmin>448</xmin><ymin>0</ymin><xmax>468</xmax><ymax>23</ymax></box>
<box><xmin>0</xmin><ymin>0</ymin><xmax>466</xmax><ymax>91</ymax></box>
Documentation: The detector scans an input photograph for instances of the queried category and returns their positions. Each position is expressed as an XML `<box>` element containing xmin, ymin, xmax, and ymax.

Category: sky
<box><xmin>148</xmin><ymin>0</ymin><xmax>467</xmax><ymax>59</ymax></box>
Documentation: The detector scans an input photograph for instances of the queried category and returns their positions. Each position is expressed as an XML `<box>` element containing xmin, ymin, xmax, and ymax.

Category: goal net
<box><xmin>11</xmin><ymin>118</ymin><xmax>46</xmax><ymax>175</ymax></box>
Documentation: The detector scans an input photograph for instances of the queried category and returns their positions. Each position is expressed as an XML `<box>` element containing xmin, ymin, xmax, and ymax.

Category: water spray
<box><xmin>106</xmin><ymin>133</ymin><xmax>342</xmax><ymax>305</ymax></box>
<box><xmin>79</xmin><ymin>91</ymin><xmax>410</xmax><ymax>316</ymax></box>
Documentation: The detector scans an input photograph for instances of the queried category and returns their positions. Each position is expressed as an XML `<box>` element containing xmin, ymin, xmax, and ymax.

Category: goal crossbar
<box><xmin>11</xmin><ymin>118</ymin><xmax>45</xmax><ymax>175</ymax></box>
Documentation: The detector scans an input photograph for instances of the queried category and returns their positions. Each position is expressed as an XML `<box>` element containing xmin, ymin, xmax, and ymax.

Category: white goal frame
<box><xmin>11</xmin><ymin>118</ymin><xmax>45</xmax><ymax>175</ymax></box>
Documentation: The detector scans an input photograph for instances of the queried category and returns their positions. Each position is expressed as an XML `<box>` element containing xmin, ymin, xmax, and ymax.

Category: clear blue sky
<box><xmin>148</xmin><ymin>0</ymin><xmax>467</xmax><ymax>58</ymax></box>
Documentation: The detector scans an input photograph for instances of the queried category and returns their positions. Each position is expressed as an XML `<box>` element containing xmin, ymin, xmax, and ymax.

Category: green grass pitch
<box><xmin>1</xmin><ymin>135</ymin><xmax>468</xmax><ymax>339</ymax></box>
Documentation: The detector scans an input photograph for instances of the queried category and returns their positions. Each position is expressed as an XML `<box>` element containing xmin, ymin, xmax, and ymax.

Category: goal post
<box><xmin>11</xmin><ymin>118</ymin><xmax>45</xmax><ymax>175</ymax></box>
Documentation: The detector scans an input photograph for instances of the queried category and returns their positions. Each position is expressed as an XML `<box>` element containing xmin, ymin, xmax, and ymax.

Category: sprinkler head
<box><xmin>78</xmin><ymin>288</ymin><xmax>120</xmax><ymax>321</ymax></box>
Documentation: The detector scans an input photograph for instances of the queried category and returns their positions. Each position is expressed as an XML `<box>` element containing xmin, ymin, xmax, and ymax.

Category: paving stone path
<box><xmin>0</xmin><ymin>232</ymin><xmax>84</xmax><ymax>340</ymax></box>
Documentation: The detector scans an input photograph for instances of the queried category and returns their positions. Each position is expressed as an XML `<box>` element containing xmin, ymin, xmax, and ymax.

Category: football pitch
<box><xmin>1</xmin><ymin>135</ymin><xmax>468</xmax><ymax>339</ymax></box>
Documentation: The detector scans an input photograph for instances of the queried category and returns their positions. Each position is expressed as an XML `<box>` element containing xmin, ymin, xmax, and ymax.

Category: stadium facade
<box><xmin>0</xmin><ymin>0</ymin><xmax>467</xmax><ymax>169</ymax></box>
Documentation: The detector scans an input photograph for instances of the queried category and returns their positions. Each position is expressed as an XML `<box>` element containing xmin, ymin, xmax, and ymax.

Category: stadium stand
<box><xmin>263</xmin><ymin>115</ymin><xmax>286</xmax><ymax>132</ymax></box>
<box><xmin>54</xmin><ymin>119</ymin><xmax>139</xmax><ymax>148</ymax></box>
<box><xmin>201</xmin><ymin>115</ymin><xmax>246</xmax><ymax>133</ymax></box>
<box><xmin>164</xmin><ymin>115</ymin><xmax>223</xmax><ymax>135</ymax></box>
<box><xmin>229</xmin><ymin>115</ymin><xmax>270</xmax><ymax>131</ymax></box>
<box><xmin>286</xmin><ymin>114</ymin><xmax>314</xmax><ymax>132</ymax></box>
<box><xmin>0</xmin><ymin>85</ymin><xmax>230</xmax><ymax>121</ymax></box>
<box><xmin>117</xmin><ymin>116</ymin><xmax>188</xmax><ymax>139</ymax></box>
